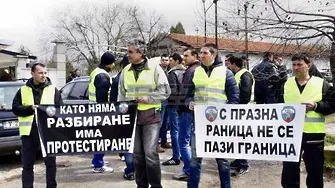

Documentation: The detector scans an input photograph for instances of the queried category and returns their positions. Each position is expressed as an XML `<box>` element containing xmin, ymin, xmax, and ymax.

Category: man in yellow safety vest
<box><xmin>118</xmin><ymin>40</ymin><xmax>171</xmax><ymax>188</ymax></box>
<box><xmin>88</xmin><ymin>51</ymin><xmax>115</xmax><ymax>173</ymax></box>
<box><xmin>12</xmin><ymin>63</ymin><xmax>62</xmax><ymax>188</ymax></box>
<box><xmin>227</xmin><ymin>55</ymin><xmax>255</xmax><ymax>176</ymax></box>
<box><xmin>279</xmin><ymin>53</ymin><xmax>335</xmax><ymax>188</ymax></box>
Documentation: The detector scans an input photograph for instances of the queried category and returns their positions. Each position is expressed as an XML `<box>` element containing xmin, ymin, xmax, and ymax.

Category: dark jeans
<box><xmin>124</xmin><ymin>153</ymin><xmax>134</xmax><ymax>175</ymax></box>
<box><xmin>21</xmin><ymin>133</ymin><xmax>56</xmax><ymax>188</ymax></box>
<box><xmin>179</xmin><ymin>112</ymin><xmax>193</xmax><ymax>174</ymax></box>
<box><xmin>167</xmin><ymin>106</ymin><xmax>180</xmax><ymax>160</ymax></box>
<box><xmin>188</xmin><ymin>131</ymin><xmax>231</xmax><ymax>188</ymax></box>
<box><xmin>92</xmin><ymin>153</ymin><xmax>105</xmax><ymax>168</ymax></box>
<box><xmin>159</xmin><ymin>100</ymin><xmax>168</xmax><ymax>144</ymax></box>
<box><xmin>133</xmin><ymin>123</ymin><xmax>162</xmax><ymax>188</ymax></box>
<box><xmin>281</xmin><ymin>139</ymin><xmax>324</xmax><ymax>188</ymax></box>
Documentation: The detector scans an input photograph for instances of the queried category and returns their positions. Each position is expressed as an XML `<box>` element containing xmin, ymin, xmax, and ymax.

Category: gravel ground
<box><xmin>0</xmin><ymin>149</ymin><xmax>334</xmax><ymax>188</ymax></box>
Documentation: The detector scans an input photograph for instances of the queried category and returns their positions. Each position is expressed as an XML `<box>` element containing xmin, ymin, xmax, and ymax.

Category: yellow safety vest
<box><xmin>123</xmin><ymin>63</ymin><xmax>161</xmax><ymax>111</ymax></box>
<box><xmin>234</xmin><ymin>68</ymin><xmax>255</xmax><ymax>104</ymax></box>
<box><xmin>193</xmin><ymin>65</ymin><xmax>227</xmax><ymax>104</ymax></box>
<box><xmin>18</xmin><ymin>85</ymin><xmax>55</xmax><ymax>136</ymax></box>
<box><xmin>284</xmin><ymin>76</ymin><xmax>325</xmax><ymax>133</ymax></box>
<box><xmin>88</xmin><ymin>67</ymin><xmax>112</xmax><ymax>102</ymax></box>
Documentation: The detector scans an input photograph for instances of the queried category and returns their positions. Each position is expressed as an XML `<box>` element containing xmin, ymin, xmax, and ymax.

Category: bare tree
<box><xmin>130</xmin><ymin>7</ymin><xmax>168</xmax><ymax>57</ymax></box>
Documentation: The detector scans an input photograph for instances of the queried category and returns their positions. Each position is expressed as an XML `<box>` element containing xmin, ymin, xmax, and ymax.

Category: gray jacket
<box><xmin>117</xmin><ymin>59</ymin><xmax>171</xmax><ymax>125</ymax></box>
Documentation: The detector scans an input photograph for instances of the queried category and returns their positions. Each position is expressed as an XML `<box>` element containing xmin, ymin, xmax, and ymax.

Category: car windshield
<box><xmin>0</xmin><ymin>85</ymin><xmax>21</xmax><ymax>110</ymax></box>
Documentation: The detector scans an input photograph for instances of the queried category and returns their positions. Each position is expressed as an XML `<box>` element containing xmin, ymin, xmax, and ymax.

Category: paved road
<box><xmin>0</xmin><ymin>149</ymin><xmax>334</xmax><ymax>188</ymax></box>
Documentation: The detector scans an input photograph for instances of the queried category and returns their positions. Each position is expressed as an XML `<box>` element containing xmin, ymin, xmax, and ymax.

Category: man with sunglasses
<box><xmin>118</xmin><ymin>41</ymin><xmax>171</xmax><ymax>188</ymax></box>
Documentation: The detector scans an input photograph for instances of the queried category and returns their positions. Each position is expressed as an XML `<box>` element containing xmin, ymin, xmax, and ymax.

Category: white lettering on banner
<box><xmin>46</xmin><ymin>138</ymin><xmax>132</xmax><ymax>154</ymax></box>
<box><xmin>75</xmin><ymin>129</ymin><xmax>103</xmax><ymax>138</ymax></box>
<box><xmin>47</xmin><ymin>114</ymin><xmax>131</xmax><ymax>128</ymax></box>
<box><xmin>194</xmin><ymin>104</ymin><xmax>305</xmax><ymax>162</ymax></box>
<box><xmin>60</xmin><ymin>105</ymin><xmax>86</xmax><ymax>114</ymax></box>
<box><xmin>88</xmin><ymin>103</ymin><xmax>116</xmax><ymax>113</ymax></box>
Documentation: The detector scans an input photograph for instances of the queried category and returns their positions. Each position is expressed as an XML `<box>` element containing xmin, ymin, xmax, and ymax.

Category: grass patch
<box><xmin>325</xmin><ymin>134</ymin><xmax>335</xmax><ymax>146</ymax></box>
<box><xmin>326</xmin><ymin>114</ymin><xmax>335</xmax><ymax>124</ymax></box>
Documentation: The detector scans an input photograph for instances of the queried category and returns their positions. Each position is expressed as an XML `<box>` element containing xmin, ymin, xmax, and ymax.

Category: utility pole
<box><xmin>214</xmin><ymin>0</ymin><xmax>219</xmax><ymax>48</ymax></box>
<box><xmin>202</xmin><ymin>0</ymin><xmax>214</xmax><ymax>43</ymax></box>
<box><xmin>244</xmin><ymin>1</ymin><xmax>249</xmax><ymax>70</ymax></box>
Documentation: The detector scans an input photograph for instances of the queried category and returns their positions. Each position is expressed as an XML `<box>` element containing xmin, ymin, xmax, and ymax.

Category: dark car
<box><xmin>0</xmin><ymin>81</ymin><xmax>25</xmax><ymax>155</ymax></box>
<box><xmin>60</xmin><ymin>76</ymin><xmax>90</xmax><ymax>104</ymax></box>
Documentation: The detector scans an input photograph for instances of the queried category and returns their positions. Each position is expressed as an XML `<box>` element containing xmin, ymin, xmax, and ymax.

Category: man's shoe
<box><xmin>230</xmin><ymin>160</ymin><xmax>238</xmax><ymax>169</ymax></box>
<box><xmin>157</xmin><ymin>145</ymin><xmax>165</xmax><ymax>153</ymax></box>
<box><xmin>232</xmin><ymin>168</ymin><xmax>249</xmax><ymax>176</ymax></box>
<box><xmin>91</xmin><ymin>161</ymin><xmax>109</xmax><ymax>168</ymax></box>
<box><xmin>161</xmin><ymin>142</ymin><xmax>172</xmax><ymax>149</ymax></box>
<box><xmin>123</xmin><ymin>173</ymin><xmax>135</xmax><ymax>180</ymax></box>
<box><xmin>172</xmin><ymin>172</ymin><xmax>189</xmax><ymax>181</ymax></box>
<box><xmin>92</xmin><ymin>166</ymin><xmax>114</xmax><ymax>173</ymax></box>
<box><xmin>162</xmin><ymin>158</ymin><xmax>180</xmax><ymax>166</ymax></box>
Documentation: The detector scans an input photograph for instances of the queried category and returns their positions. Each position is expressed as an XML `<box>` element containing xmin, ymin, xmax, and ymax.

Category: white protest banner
<box><xmin>194</xmin><ymin>104</ymin><xmax>305</xmax><ymax>162</ymax></box>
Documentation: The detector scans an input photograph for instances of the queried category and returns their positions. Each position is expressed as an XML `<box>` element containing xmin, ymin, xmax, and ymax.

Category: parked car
<box><xmin>60</xmin><ymin>76</ymin><xmax>90</xmax><ymax>104</ymax></box>
<box><xmin>0</xmin><ymin>81</ymin><xmax>25</xmax><ymax>155</ymax></box>
<box><xmin>320</xmin><ymin>69</ymin><xmax>333</xmax><ymax>84</ymax></box>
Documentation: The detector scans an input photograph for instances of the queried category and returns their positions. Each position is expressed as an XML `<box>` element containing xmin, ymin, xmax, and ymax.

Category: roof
<box><xmin>168</xmin><ymin>33</ymin><xmax>325</xmax><ymax>55</ymax></box>
<box><xmin>0</xmin><ymin>49</ymin><xmax>37</xmax><ymax>59</ymax></box>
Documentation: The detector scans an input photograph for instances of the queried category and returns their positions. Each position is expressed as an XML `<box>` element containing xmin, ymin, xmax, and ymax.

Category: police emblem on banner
<box><xmin>205</xmin><ymin>106</ymin><xmax>218</xmax><ymax>122</ymax></box>
<box><xmin>46</xmin><ymin>106</ymin><xmax>56</xmax><ymax>117</ymax></box>
<box><xmin>119</xmin><ymin>103</ymin><xmax>129</xmax><ymax>114</ymax></box>
<box><xmin>281</xmin><ymin>106</ymin><xmax>296</xmax><ymax>123</ymax></box>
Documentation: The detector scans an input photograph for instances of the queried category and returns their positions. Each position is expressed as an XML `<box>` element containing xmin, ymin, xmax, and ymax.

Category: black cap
<box><xmin>100</xmin><ymin>52</ymin><xmax>115</xmax><ymax>66</ymax></box>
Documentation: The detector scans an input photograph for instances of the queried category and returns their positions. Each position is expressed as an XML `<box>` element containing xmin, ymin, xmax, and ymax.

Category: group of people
<box><xmin>12</xmin><ymin>40</ymin><xmax>335</xmax><ymax>188</ymax></box>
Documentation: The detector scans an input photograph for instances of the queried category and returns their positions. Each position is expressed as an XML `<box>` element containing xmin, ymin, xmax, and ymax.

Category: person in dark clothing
<box><xmin>110</xmin><ymin>55</ymin><xmax>134</xmax><ymax>180</ymax></box>
<box><xmin>0</xmin><ymin>69</ymin><xmax>12</xmax><ymax>81</ymax></box>
<box><xmin>89</xmin><ymin>52</ymin><xmax>115</xmax><ymax>173</ymax></box>
<box><xmin>66</xmin><ymin>69</ymin><xmax>80</xmax><ymax>83</ymax></box>
<box><xmin>309</xmin><ymin>63</ymin><xmax>323</xmax><ymax>78</ymax></box>
<box><xmin>279</xmin><ymin>53</ymin><xmax>335</xmax><ymax>188</ymax></box>
<box><xmin>227</xmin><ymin>56</ymin><xmax>254</xmax><ymax>176</ymax></box>
<box><xmin>162</xmin><ymin>53</ymin><xmax>185</xmax><ymax>166</ymax></box>
<box><xmin>159</xmin><ymin>53</ymin><xmax>171</xmax><ymax>152</ymax></box>
<box><xmin>12</xmin><ymin>63</ymin><xmax>62</xmax><ymax>188</ymax></box>
<box><xmin>173</xmin><ymin>48</ymin><xmax>200</xmax><ymax>181</ymax></box>
<box><xmin>251</xmin><ymin>52</ymin><xmax>279</xmax><ymax>104</ymax></box>
<box><xmin>273</xmin><ymin>55</ymin><xmax>288</xmax><ymax>102</ymax></box>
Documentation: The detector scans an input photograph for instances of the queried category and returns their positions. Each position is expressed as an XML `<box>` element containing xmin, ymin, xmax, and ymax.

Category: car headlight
<box><xmin>0</xmin><ymin>122</ymin><xmax>3</xmax><ymax>128</ymax></box>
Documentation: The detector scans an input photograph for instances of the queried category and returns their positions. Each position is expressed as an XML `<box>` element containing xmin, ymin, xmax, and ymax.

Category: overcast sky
<box><xmin>0</xmin><ymin>0</ymin><xmax>203</xmax><ymax>56</ymax></box>
<box><xmin>1</xmin><ymin>0</ymin><xmax>333</xmax><ymax>57</ymax></box>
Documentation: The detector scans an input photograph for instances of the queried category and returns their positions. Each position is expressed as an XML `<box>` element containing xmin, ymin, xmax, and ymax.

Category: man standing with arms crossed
<box><xmin>12</xmin><ymin>63</ymin><xmax>62</xmax><ymax>188</ymax></box>
<box><xmin>118</xmin><ymin>41</ymin><xmax>170</xmax><ymax>188</ymax></box>
<box><xmin>186</xmin><ymin>43</ymin><xmax>239</xmax><ymax>188</ymax></box>
<box><xmin>89</xmin><ymin>51</ymin><xmax>115</xmax><ymax>173</ymax></box>
<box><xmin>227</xmin><ymin>56</ymin><xmax>254</xmax><ymax>176</ymax></box>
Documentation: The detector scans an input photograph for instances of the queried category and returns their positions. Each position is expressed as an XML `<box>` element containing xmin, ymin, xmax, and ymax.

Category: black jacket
<box><xmin>236</xmin><ymin>70</ymin><xmax>254</xmax><ymax>104</ymax></box>
<box><xmin>251</xmin><ymin>58</ymin><xmax>279</xmax><ymax>104</ymax></box>
<box><xmin>12</xmin><ymin>78</ymin><xmax>62</xmax><ymax>136</ymax></box>
<box><xmin>309</xmin><ymin>63</ymin><xmax>323</xmax><ymax>78</ymax></box>
<box><xmin>167</xmin><ymin>64</ymin><xmax>186</xmax><ymax>106</ymax></box>
<box><xmin>94</xmin><ymin>66</ymin><xmax>112</xmax><ymax>103</ymax></box>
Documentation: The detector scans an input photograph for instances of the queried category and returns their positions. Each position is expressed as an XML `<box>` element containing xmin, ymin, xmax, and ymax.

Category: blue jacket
<box><xmin>185</xmin><ymin>57</ymin><xmax>240</xmax><ymax>108</ymax></box>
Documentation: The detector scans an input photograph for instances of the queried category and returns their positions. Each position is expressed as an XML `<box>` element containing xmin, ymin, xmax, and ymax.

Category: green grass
<box><xmin>325</xmin><ymin>134</ymin><xmax>335</xmax><ymax>146</ymax></box>
<box><xmin>326</xmin><ymin>114</ymin><xmax>335</xmax><ymax>124</ymax></box>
